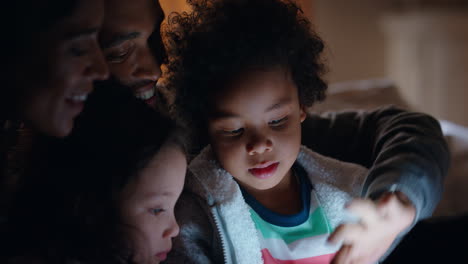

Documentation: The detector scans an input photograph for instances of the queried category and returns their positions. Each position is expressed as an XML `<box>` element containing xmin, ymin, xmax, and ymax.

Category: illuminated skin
<box><xmin>14</xmin><ymin>0</ymin><xmax>109</xmax><ymax>137</ymax></box>
<box><xmin>207</xmin><ymin>67</ymin><xmax>415</xmax><ymax>263</ymax></box>
<box><xmin>120</xmin><ymin>141</ymin><xmax>186</xmax><ymax>264</ymax></box>
<box><xmin>99</xmin><ymin>0</ymin><xmax>165</xmax><ymax>107</ymax></box>
<box><xmin>208</xmin><ymin>67</ymin><xmax>306</xmax><ymax>214</ymax></box>
<box><xmin>329</xmin><ymin>192</ymin><xmax>415</xmax><ymax>264</ymax></box>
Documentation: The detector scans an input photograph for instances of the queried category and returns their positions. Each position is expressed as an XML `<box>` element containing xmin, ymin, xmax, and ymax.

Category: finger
<box><xmin>347</xmin><ymin>243</ymin><xmax>367</xmax><ymax>262</ymax></box>
<box><xmin>346</xmin><ymin>199</ymin><xmax>380</xmax><ymax>223</ymax></box>
<box><xmin>378</xmin><ymin>191</ymin><xmax>412</xmax><ymax>207</ymax></box>
<box><xmin>331</xmin><ymin>245</ymin><xmax>351</xmax><ymax>264</ymax></box>
<box><xmin>351</xmin><ymin>255</ymin><xmax>377</xmax><ymax>264</ymax></box>
<box><xmin>376</xmin><ymin>193</ymin><xmax>398</xmax><ymax>218</ymax></box>
<box><xmin>348</xmin><ymin>244</ymin><xmax>386</xmax><ymax>264</ymax></box>
<box><xmin>328</xmin><ymin>223</ymin><xmax>364</xmax><ymax>245</ymax></box>
<box><xmin>378</xmin><ymin>192</ymin><xmax>413</xmax><ymax>212</ymax></box>
<box><xmin>376</xmin><ymin>193</ymin><xmax>416</xmax><ymax>226</ymax></box>
<box><xmin>376</xmin><ymin>192</ymin><xmax>393</xmax><ymax>204</ymax></box>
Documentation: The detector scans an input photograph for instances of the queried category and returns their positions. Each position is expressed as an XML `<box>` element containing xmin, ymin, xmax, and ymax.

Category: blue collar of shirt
<box><xmin>240</xmin><ymin>163</ymin><xmax>312</xmax><ymax>227</ymax></box>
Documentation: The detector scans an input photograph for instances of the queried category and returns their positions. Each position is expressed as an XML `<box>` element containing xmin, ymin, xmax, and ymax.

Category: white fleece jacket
<box><xmin>167</xmin><ymin>145</ymin><xmax>369</xmax><ymax>264</ymax></box>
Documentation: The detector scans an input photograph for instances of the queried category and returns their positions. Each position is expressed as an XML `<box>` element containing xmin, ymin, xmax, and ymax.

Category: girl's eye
<box><xmin>149</xmin><ymin>208</ymin><xmax>164</xmax><ymax>215</ymax></box>
<box><xmin>222</xmin><ymin>128</ymin><xmax>244</xmax><ymax>136</ymax></box>
<box><xmin>269</xmin><ymin>116</ymin><xmax>288</xmax><ymax>126</ymax></box>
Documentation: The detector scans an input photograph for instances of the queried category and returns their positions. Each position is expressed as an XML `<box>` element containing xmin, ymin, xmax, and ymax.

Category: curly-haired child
<box><xmin>165</xmin><ymin>0</ymin><xmax>417</xmax><ymax>263</ymax></box>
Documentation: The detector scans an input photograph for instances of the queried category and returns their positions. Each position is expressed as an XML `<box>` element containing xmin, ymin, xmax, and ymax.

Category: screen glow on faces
<box><xmin>119</xmin><ymin>141</ymin><xmax>186</xmax><ymax>263</ymax></box>
<box><xmin>208</xmin><ymin>67</ymin><xmax>306</xmax><ymax>197</ymax></box>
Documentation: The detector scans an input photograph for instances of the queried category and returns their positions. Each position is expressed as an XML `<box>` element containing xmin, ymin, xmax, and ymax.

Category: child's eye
<box><xmin>269</xmin><ymin>116</ymin><xmax>288</xmax><ymax>126</ymax></box>
<box><xmin>222</xmin><ymin>128</ymin><xmax>244</xmax><ymax>136</ymax></box>
<box><xmin>149</xmin><ymin>208</ymin><xmax>165</xmax><ymax>215</ymax></box>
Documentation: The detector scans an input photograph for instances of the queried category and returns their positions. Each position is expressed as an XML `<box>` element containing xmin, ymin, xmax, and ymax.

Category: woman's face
<box><xmin>15</xmin><ymin>0</ymin><xmax>109</xmax><ymax>137</ymax></box>
<box><xmin>120</xmin><ymin>141</ymin><xmax>186</xmax><ymax>264</ymax></box>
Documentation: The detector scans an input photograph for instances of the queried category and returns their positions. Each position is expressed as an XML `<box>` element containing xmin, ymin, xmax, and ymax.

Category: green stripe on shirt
<box><xmin>250</xmin><ymin>206</ymin><xmax>332</xmax><ymax>244</ymax></box>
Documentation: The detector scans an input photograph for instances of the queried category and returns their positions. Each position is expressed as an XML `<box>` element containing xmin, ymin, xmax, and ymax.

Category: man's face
<box><xmin>99</xmin><ymin>0</ymin><xmax>165</xmax><ymax>106</ymax></box>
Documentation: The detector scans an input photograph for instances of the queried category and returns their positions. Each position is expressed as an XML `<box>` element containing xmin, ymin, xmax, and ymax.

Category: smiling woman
<box><xmin>4</xmin><ymin>0</ymin><xmax>109</xmax><ymax>138</ymax></box>
<box><xmin>1</xmin><ymin>0</ymin><xmax>110</xmax><ymax>229</ymax></box>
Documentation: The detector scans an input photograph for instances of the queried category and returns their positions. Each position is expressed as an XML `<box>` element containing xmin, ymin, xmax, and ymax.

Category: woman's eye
<box><xmin>69</xmin><ymin>46</ymin><xmax>88</xmax><ymax>57</ymax></box>
<box><xmin>222</xmin><ymin>128</ymin><xmax>244</xmax><ymax>136</ymax></box>
<box><xmin>269</xmin><ymin>116</ymin><xmax>288</xmax><ymax>126</ymax></box>
<box><xmin>149</xmin><ymin>208</ymin><xmax>164</xmax><ymax>215</ymax></box>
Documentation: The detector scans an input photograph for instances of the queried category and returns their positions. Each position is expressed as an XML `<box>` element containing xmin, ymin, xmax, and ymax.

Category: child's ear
<box><xmin>300</xmin><ymin>106</ymin><xmax>307</xmax><ymax>123</ymax></box>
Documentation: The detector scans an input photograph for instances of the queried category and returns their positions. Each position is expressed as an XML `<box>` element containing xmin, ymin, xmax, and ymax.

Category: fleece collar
<box><xmin>187</xmin><ymin>146</ymin><xmax>368</xmax><ymax>264</ymax></box>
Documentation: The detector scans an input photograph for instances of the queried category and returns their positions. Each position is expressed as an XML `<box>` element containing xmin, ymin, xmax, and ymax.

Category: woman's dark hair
<box><xmin>9</xmin><ymin>0</ymin><xmax>78</xmax><ymax>55</ymax></box>
<box><xmin>3</xmin><ymin>82</ymin><xmax>187</xmax><ymax>263</ymax></box>
<box><xmin>3</xmin><ymin>0</ymin><xmax>79</xmax><ymax>67</ymax></box>
<box><xmin>2</xmin><ymin>0</ymin><xmax>79</xmax><ymax>120</ymax></box>
<box><xmin>164</xmin><ymin>0</ymin><xmax>327</xmax><ymax>138</ymax></box>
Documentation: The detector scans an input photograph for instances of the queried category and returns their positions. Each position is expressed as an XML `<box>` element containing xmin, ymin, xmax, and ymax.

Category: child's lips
<box><xmin>248</xmin><ymin>162</ymin><xmax>279</xmax><ymax>179</ymax></box>
<box><xmin>155</xmin><ymin>250</ymin><xmax>170</xmax><ymax>261</ymax></box>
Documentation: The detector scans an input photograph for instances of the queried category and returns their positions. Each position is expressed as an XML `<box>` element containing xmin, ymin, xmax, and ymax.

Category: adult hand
<box><xmin>328</xmin><ymin>192</ymin><xmax>416</xmax><ymax>264</ymax></box>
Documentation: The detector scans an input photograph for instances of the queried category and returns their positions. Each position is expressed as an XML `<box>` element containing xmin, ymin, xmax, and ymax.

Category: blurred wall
<box><xmin>311</xmin><ymin>0</ymin><xmax>388</xmax><ymax>83</ymax></box>
<box><xmin>159</xmin><ymin>0</ymin><xmax>190</xmax><ymax>15</ymax></box>
<box><xmin>302</xmin><ymin>0</ymin><xmax>468</xmax><ymax>125</ymax></box>
<box><xmin>382</xmin><ymin>10</ymin><xmax>468</xmax><ymax>126</ymax></box>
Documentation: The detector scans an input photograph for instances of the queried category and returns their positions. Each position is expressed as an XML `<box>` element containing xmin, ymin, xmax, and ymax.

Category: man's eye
<box><xmin>222</xmin><ymin>128</ymin><xmax>244</xmax><ymax>136</ymax></box>
<box><xmin>269</xmin><ymin>116</ymin><xmax>288</xmax><ymax>126</ymax></box>
<box><xmin>105</xmin><ymin>49</ymin><xmax>130</xmax><ymax>63</ymax></box>
<box><xmin>104</xmin><ymin>42</ymin><xmax>134</xmax><ymax>63</ymax></box>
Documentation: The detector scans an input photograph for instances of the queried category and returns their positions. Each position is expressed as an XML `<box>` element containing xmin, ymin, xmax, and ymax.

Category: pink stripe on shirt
<box><xmin>262</xmin><ymin>249</ymin><xmax>336</xmax><ymax>264</ymax></box>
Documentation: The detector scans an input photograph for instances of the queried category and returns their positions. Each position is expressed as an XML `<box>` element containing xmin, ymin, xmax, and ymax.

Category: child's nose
<box><xmin>163</xmin><ymin>217</ymin><xmax>180</xmax><ymax>238</ymax></box>
<box><xmin>246</xmin><ymin>132</ymin><xmax>273</xmax><ymax>155</ymax></box>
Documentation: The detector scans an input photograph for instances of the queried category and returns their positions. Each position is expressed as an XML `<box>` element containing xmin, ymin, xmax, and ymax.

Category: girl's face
<box><xmin>208</xmin><ymin>67</ymin><xmax>306</xmax><ymax>197</ymax></box>
<box><xmin>120</xmin><ymin>141</ymin><xmax>186</xmax><ymax>264</ymax></box>
<box><xmin>15</xmin><ymin>0</ymin><xmax>109</xmax><ymax>137</ymax></box>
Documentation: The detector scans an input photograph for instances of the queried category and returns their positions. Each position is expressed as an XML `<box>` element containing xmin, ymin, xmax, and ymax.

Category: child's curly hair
<box><xmin>164</xmin><ymin>0</ymin><xmax>327</xmax><ymax>137</ymax></box>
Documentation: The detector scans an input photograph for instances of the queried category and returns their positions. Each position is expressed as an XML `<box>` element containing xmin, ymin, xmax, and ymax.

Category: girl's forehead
<box><xmin>122</xmin><ymin>145</ymin><xmax>186</xmax><ymax>201</ymax></box>
<box><xmin>211</xmin><ymin>68</ymin><xmax>299</xmax><ymax>113</ymax></box>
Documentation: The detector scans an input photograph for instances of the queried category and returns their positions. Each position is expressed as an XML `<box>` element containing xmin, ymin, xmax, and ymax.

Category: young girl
<box><xmin>2</xmin><ymin>83</ymin><xmax>187</xmax><ymax>264</ymax></box>
<box><xmin>165</xmin><ymin>0</ymin><xmax>416</xmax><ymax>263</ymax></box>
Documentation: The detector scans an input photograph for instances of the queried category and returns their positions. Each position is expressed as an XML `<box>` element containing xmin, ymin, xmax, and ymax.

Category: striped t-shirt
<box><xmin>240</xmin><ymin>164</ymin><xmax>338</xmax><ymax>264</ymax></box>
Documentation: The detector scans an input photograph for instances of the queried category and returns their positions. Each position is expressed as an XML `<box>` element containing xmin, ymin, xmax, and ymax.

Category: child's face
<box><xmin>208</xmin><ymin>67</ymin><xmax>306</xmax><ymax>193</ymax></box>
<box><xmin>120</xmin><ymin>141</ymin><xmax>186</xmax><ymax>264</ymax></box>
